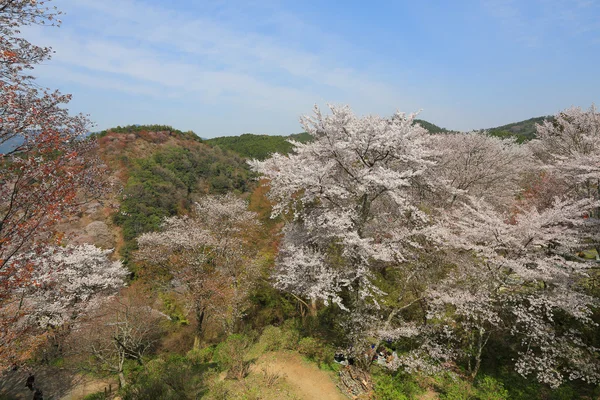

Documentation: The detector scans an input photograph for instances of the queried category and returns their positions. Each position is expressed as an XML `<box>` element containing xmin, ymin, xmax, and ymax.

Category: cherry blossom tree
<box><xmin>531</xmin><ymin>105</ymin><xmax>600</xmax><ymax>243</ymax></box>
<box><xmin>533</xmin><ymin>105</ymin><xmax>600</xmax><ymax>188</ymax></box>
<box><xmin>250</xmin><ymin>105</ymin><xmax>436</xmax><ymax>315</ymax></box>
<box><xmin>414</xmin><ymin>196</ymin><xmax>600</xmax><ymax>386</ymax></box>
<box><xmin>1</xmin><ymin>244</ymin><xmax>128</xmax><ymax>368</ymax></box>
<box><xmin>0</xmin><ymin>0</ymin><xmax>107</xmax><ymax>366</ymax></box>
<box><xmin>429</xmin><ymin>131</ymin><xmax>532</xmax><ymax>208</ymax></box>
<box><xmin>18</xmin><ymin>244</ymin><xmax>128</xmax><ymax>328</ymax></box>
<box><xmin>373</xmin><ymin>110</ymin><xmax>600</xmax><ymax>385</ymax></box>
<box><xmin>254</xmin><ymin>104</ymin><xmax>600</xmax><ymax>388</ymax></box>
<box><xmin>381</xmin><ymin>107</ymin><xmax>600</xmax><ymax>386</ymax></box>
<box><xmin>137</xmin><ymin>194</ymin><xmax>261</xmax><ymax>339</ymax></box>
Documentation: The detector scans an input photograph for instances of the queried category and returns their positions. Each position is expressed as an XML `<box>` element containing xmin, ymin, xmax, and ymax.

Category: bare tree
<box><xmin>68</xmin><ymin>292</ymin><xmax>166</xmax><ymax>387</ymax></box>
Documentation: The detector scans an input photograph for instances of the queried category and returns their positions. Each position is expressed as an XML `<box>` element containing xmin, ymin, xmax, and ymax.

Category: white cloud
<box><xmin>29</xmin><ymin>0</ymin><xmax>409</xmax><ymax>120</ymax></box>
<box><xmin>483</xmin><ymin>0</ymin><xmax>600</xmax><ymax>47</ymax></box>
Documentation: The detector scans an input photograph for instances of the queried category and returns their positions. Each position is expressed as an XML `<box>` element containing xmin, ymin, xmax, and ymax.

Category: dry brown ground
<box><xmin>0</xmin><ymin>367</ymin><xmax>115</xmax><ymax>400</ymax></box>
<box><xmin>252</xmin><ymin>351</ymin><xmax>347</xmax><ymax>400</ymax></box>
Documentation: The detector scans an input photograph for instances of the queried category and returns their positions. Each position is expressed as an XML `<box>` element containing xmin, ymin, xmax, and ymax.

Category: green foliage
<box><xmin>441</xmin><ymin>380</ymin><xmax>476</xmax><ymax>400</ymax></box>
<box><xmin>470</xmin><ymin>343</ymin><xmax>600</xmax><ymax>400</ymax></box>
<box><xmin>113</xmin><ymin>145</ymin><xmax>253</xmax><ymax>265</ymax></box>
<box><xmin>288</xmin><ymin>131</ymin><xmax>313</xmax><ymax>143</ymax></box>
<box><xmin>373</xmin><ymin>376</ymin><xmax>408</xmax><ymax>400</ymax></box>
<box><xmin>475</xmin><ymin>376</ymin><xmax>509</xmax><ymax>400</ymax></box>
<box><xmin>246</xmin><ymin>283</ymin><xmax>298</xmax><ymax>327</ymax></box>
<box><xmin>82</xmin><ymin>393</ymin><xmax>109</xmax><ymax>400</ymax></box>
<box><xmin>414</xmin><ymin>119</ymin><xmax>451</xmax><ymax>134</ymax></box>
<box><xmin>160</xmin><ymin>293</ymin><xmax>189</xmax><ymax>325</ymax></box>
<box><xmin>204</xmin><ymin>377</ymin><xmax>231</xmax><ymax>400</ymax></box>
<box><xmin>257</xmin><ymin>325</ymin><xmax>299</xmax><ymax>352</ymax></box>
<box><xmin>373</xmin><ymin>372</ymin><xmax>423</xmax><ymax>400</ymax></box>
<box><xmin>432</xmin><ymin>374</ymin><xmax>476</xmax><ymax>400</ymax></box>
<box><xmin>413</xmin><ymin>115</ymin><xmax>550</xmax><ymax>142</ymax></box>
<box><xmin>487</xmin><ymin>116</ymin><xmax>551</xmax><ymax>142</ymax></box>
<box><xmin>187</xmin><ymin>346</ymin><xmax>216</xmax><ymax>365</ymax></box>
<box><xmin>548</xmin><ymin>386</ymin><xmax>577</xmax><ymax>400</ymax></box>
<box><xmin>432</xmin><ymin>373</ymin><xmax>565</xmax><ymax>400</ymax></box>
<box><xmin>121</xmin><ymin>355</ymin><xmax>206</xmax><ymax>400</ymax></box>
<box><xmin>206</xmin><ymin>132</ymin><xmax>313</xmax><ymax>160</ymax></box>
<box><xmin>297</xmin><ymin>337</ymin><xmax>334</xmax><ymax>367</ymax></box>
<box><xmin>213</xmin><ymin>334</ymin><xmax>253</xmax><ymax>379</ymax></box>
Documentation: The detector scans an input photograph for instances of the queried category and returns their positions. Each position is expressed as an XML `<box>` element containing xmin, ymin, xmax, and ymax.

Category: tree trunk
<box><xmin>309</xmin><ymin>298</ymin><xmax>317</xmax><ymax>317</ymax></box>
<box><xmin>118</xmin><ymin>372</ymin><xmax>127</xmax><ymax>388</ymax></box>
<box><xmin>596</xmin><ymin>179</ymin><xmax>600</xmax><ymax>218</ymax></box>
<box><xmin>196</xmin><ymin>305</ymin><xmax>205</xmax><ymax>334</ymax></box>
<box><xmin>471</xmin><ymin>328</ymin><xmax>487</xmax><ymax>380</ymax></box>
<box><xmin>194</xmin><ymin>303</ymin><xmax>206</xmax><ymax>347</ymax></box>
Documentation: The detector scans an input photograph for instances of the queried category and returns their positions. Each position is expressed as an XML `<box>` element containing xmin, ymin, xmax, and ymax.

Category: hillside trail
<box><xmin>252</xmin><ymin>352</ymin><xmax>440</xmax><ymax>400</ymax></box>
<box><xmin>59</xmin><ymin>377</ymin><xmax>116</xmax><ymax>400</ymax></box>
<box><xmin>0</xmin><ymin>366</ymin><xmax>115</xmax><ymax>400</ymax></box>
<box><xmin>252</xmin><ymin>351</ymin><xmax>347</xmax><ymax>400</ymax></box>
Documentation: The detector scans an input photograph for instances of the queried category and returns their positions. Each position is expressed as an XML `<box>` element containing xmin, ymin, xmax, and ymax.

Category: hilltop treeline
<box><xmin>205</xmin><ymin>132</ymin><xmax>313</xmax><ymax>160</ymax></box>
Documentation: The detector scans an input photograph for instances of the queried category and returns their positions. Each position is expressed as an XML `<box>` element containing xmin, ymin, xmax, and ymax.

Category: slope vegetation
<box><xmin>94</xmin><ymin>125</ymin><xmax>254</xmax><ymax>263</ymax></box>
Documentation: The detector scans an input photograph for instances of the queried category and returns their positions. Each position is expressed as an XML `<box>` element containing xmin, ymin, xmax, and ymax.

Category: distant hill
<box><xmin>414</xmin><ymin>119</ymin><xmax>452</xmax><ymax>134</ymax></box>
<box><xmin>205</xmin><ymin>132</ymin><xmax>312</xmax><ymax>160</ymax></box>
<box><xmin>92</xmin><ymin>124</ymin><xmax>202</xmax><ymax>142</ymax></box>
<box><xmin>205</xmin><ymin>121</ymin><xmax>455</xmax><ymax>160</ymax></box>
<box><xmin>414</xmin><ymin>116</ymin><xmax>552</xmax><ymax>141</ymax></box>
<box><xmin>416</xmin><ymin>116</ymin><xmax>553</xmax><ymax>142</ymax></box>
<box><xmin>485</xmin><ymin>116</ymin><xmax>551</xmax><ymax>142</ymax></box>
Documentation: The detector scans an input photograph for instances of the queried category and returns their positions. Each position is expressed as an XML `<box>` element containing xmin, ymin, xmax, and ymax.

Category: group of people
<box><xmin>25</xmin><ymin>373</ymin><xmax>43</xmax><ymax>400</ymax></box>
<box><xmin>334</xmin><ymin>352</ymin><xmax>355</xmax><ymax>366</ymax></box>
<box><xmin>333</xmin><ymin>343</ymin><xmax>399</xmax><ymax>368</ymax></box>
<box><xmin>365</xmin><ymin>345</ymin><xmax>398</xmax><ymax>366</ymax></box>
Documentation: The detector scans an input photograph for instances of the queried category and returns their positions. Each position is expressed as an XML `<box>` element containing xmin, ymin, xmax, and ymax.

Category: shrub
<box><xmin>213</xmin><ymin>334</ymin><xmax>253</xmax><ymax>379</ymax></box>
<box><xmin>121</xmin><ymin>355</ymin><xmax>205</xmax><ymax>400</ymax></box>
<box><xmin>83</xmin><ymin>393</ymin><xmax>109</xmax><ymax>400</ymax></box>
<box><xmin>204</xmin><ymin>377</ymin><xmax>230</xmax><ymax>400</ymax></box>
<box><xmin>257</xmin><ymin>325</ymin><xmax>299</xmax><ymax>352</ymax></box>
<box><xmin>297</xmin><ymin>337</ymin><xmax>334</xmax><ymax>367</ymax></box>
<box><xmin>475</xmin><ymin>376</ymin><xmax>509</xmax><ymax>400</ymax></box>
<box><xmin>160</xmin><ymin>292</ymin><xmax>189</xmax><ymax>325</ymax></box>
<box><xmin>373</xmin><ymin>372</ymin><xmax>423</xmax><ymax>400</ymax></box>
<box><xmin>187</xmin><ymin>345</ymin><xmax>215</xmax><ymax>365</ymax></box>
<box><xmin>549</xmin><ymin>386</ymin><xmax>577</xmax><ymax>400</ymax></box>
<box><xmin>439</xmin><ymin>378</ymin><xmax>476</xmax><ymax>400</ymax></box>
<box><xmin>373</xmin><ymin>374</ymin><xmax>409</xmax><ymax>400</ymax></box>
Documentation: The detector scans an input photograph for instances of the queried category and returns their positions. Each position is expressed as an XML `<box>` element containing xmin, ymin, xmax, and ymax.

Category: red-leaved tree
<box><xmin>0</xmin><ymin>0</ymin><xmax>105</xmax><ymax>367</ymax></box>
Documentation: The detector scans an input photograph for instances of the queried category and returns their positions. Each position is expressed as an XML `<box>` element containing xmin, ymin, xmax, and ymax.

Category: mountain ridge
<box><xmin>203</xmin><ymin>115</ymin><xmax>551</xmax><ymax>159</ymax></box>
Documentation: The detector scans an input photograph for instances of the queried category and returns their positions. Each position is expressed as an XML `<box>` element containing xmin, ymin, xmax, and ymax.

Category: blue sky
<box><xmin>25</xmin><ymin>0</ymin><xmax>600</xmax><ymax>137</ymax></box>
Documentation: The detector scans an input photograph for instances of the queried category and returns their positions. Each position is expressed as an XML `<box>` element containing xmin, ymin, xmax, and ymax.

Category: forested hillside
<box><xmin>2</xmin><ymin>2</ymin><xmax>600</xmax><ymax>400</ymax></box>
<box><xmin>414</xmin><ymin>119</ymin><xmax>452</xmax><ymax>134</ymax></box>
<box><xmin>486</xmin><ymin>116</ymin><xmax>552</xmax><ymax>142</ymax></box>
<box><xmin>205</xmin><ymin>132</ymin><xmax>313</xmax><ymax>160</ymax></box>
<box><xmin>203</xmin><ymin>116</ymin><xmax>546</xmax><ymax>162</ymax></box>
<box><xmin>91</xmin><ymin>125</ymin><xmax>255</xmax><ymax>265</ymax></box>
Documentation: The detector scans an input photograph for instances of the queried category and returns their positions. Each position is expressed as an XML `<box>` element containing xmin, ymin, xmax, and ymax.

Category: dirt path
<box><xmin>253</xmin><ymin>352</ymin><xmax>347</xmax><ymax>400</ymax></box>
<box><xmin>0</xmin><ymin>367</ymin><xmax>115</xmax><ymax>400</ymax></box>
<box><xmin>59</xmin><ymin>377</ymin><xmax>116</xmax><ymax>400</ymax></box>
<box><xmin>419</xmin><ymin>389</ymin><xmax>439</xmax><ymax>400</ymax></box>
